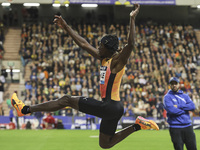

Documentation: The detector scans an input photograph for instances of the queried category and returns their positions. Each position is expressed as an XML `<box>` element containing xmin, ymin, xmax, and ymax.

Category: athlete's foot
<box><xmin>11</xmin><ymin>93</ymin><xmax>25</xmax><ymax>117</ymax></box>
<box><xmin>135</xmin><ymin>116</ymin><xmax>159</xmax><ymax>130</ymax></box>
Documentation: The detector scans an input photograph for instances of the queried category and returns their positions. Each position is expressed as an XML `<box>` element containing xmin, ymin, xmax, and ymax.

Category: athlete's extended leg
<box><xmin>30</xmin><ymin>95</ymin><xmax>79</xmax><ymax>112</ymax></box>
<box><xmin>11</xmin><ymin>93</ymin><xmax>80</xmax><ymax>116</ymax></box>
<box><xmin>99</xmin><ymin>116</ymin><xmax>159</xmax><ymax>149</ymax></box>
<box><xmin>99</xmin><ymin>119</ymin><xmax>139</xmax><ymax>149</ymax></box>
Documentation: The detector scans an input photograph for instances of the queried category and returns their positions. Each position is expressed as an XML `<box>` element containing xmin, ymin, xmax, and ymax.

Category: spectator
<box><xmin>163</xmin><ymin>77</ymin><xmax>197</xmax><ymax>150</ymax></box>
<box><xmin>34</xmin><ymin>112</ymin><xmax>43</xmax><ymax>129</ymax></box>
<box><xmin>0</xmin><ymin>81</ymin><xmax>4</xmax><ymax>115</ymax></box>
<box><xmin>9</xmin><ymin>66</ymin><xmax>13</xmax><ymax>82</ymax></box>
<box><xmin>156</xmin><ymin>99</ymin><xmax>163</xmax><ymax>119</ymax></box>
<box><xmin>43</xmin><ymin>113</ymin><xmax>56</xmax><ymax>129</ymax></box>
<box><xmin>146</xmin><ymin>105</ymin><xmax>153</xmax><ymax>117</ymax></box>
<box><xmin>1</xmin><ymin>66</ymin><xmax>7</xmax><ymax>80</ymax></box>
<box><xmin>0</xmin><ymin>73</ymin><xmax>5</xmax><ymax>84</ymax></box>
<box><xmin>22</xmin><ymin>49</ymin><xmax>32</xmax><ymax>66</ymax></box>
<box><xmin>25</xmin><ymin>81</ymin><xmax>32</xmax><ymax>91</ymax></box>
<box><xmin>9</xmin><ymin>108</ymin><xmax>14</xmax><ymax>122</ymax></box>
<box><xmin>86</xmin><ymin>114</ymin><xmax>95</xmax><ymax>129</ymax></box>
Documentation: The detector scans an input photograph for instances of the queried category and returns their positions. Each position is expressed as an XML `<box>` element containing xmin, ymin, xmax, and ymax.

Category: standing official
<box><xmin>163</xmin><ymin>77</ymin><xmax>197</xmax><ymax>150</ymax></box>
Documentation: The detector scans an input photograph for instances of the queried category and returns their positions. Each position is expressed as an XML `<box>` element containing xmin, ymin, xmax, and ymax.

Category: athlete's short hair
<box><xmin>101</xmin><ymin>35</ymin><xmax>119</xmax><ymax>54</ymax></box>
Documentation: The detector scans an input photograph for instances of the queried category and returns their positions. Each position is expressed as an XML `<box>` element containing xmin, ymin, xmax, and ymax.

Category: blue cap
<box><xmin>169</xmin><ymin>77</ymin><xmax>179</xmax><ymax>84</ymax></box>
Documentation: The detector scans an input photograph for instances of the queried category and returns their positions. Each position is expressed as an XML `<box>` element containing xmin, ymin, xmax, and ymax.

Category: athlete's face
<box><xmin>170</xmin><ymin>81</ymin><xmax>180</xmax><ymax>92</ymax></box>
<box><xmin>98</xmin><ymin>42</ymin><xmax>110</xmax><ymax>59</ymax></box>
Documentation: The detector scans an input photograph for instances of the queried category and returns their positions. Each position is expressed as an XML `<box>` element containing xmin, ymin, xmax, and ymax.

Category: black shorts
<box><xmin>79</xmin><ymin>97</ymin><xmax>124</xmax><ymax>135</ymax></box>
<box><xmin>169</xmin><ymin>126</ymin><xmax>197</xmax><ymax>150</ymax></box>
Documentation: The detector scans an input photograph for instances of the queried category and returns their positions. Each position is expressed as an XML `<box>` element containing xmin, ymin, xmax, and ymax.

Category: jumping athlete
<box><xmin>11</xmin><ymin>4</ymin><xmax>159</xmax><ymax>149</ymax></box>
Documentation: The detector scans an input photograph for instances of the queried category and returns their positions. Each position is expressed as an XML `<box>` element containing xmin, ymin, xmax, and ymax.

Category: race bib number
<box><xmin>100</xmin><ymin>66</ymin><xmax>107</xmax><ymax>84</ymax></box>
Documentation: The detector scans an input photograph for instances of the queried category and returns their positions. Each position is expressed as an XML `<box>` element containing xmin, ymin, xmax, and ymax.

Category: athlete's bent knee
<box><xmin>99</xmin><ymin>143</ymin><xmax>112</xmax><ymax>149</ymax></box>
<box><xmin>57</xmin><ymin>95</ymin><xmax>71</xmax><ymax>107</ymax></box>
<box><xmin>99</xmin><ymin>141</ymin><xmax>113</xmax><ymax>149</ymax></box>
<box><xmin>99</xmin><ymin>133</ymin><xmax>114</xmax><ymax>149</ymax></box>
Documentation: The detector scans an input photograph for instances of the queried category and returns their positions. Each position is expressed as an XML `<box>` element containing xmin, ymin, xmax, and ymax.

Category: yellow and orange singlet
<box><xmin>100</xmin><ymin>58</ymin><xmax>125</xmax><ymax>101</ymax></box>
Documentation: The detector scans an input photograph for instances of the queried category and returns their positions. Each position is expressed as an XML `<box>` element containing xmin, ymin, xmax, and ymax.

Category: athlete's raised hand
<box><xmin>53</xmin><ymin>15</ymin><xmax>67</xmax><ymax>29</ymax></box>
<box><xmin>130</xmin><ymin>4</ymin><xmax>140</xmax><ymax>20</ymax></box>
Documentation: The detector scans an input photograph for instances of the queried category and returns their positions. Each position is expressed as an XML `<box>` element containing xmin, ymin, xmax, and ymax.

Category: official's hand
<box><xmin>174</xmin><ymin>105</ymin><xmax>177</xmax><ymax>108</ymax></box>
<box><xmin>130</xmin><ymin>4</ymin><xmax>140</xmax><ymax>19</ymax></box>
<box><xmin>53</xmin><ymin>15</ymin><xmax>67</xmax><ymax>29</ymax></box>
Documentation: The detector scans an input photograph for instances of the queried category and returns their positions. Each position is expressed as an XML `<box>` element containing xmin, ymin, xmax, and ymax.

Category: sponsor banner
<box><xmin>0</xmin><ymin>116</ymin><xmax>10</xmax><ymax>123</ymax></box>
<box><xmin>73</xmin><ymin>116</ymin><xmax>97</xmax><ymax>129</ymax></box>
<box><xmin>0</xmin><ymin>116</ymin><xmax>73</xmax><ymax>129</ymax></box>
<box><xmin>55</xmin><ymin>116</ymin><xmax>72</xmax><ymax>129</ymax></box>
<box><xmin>121</xmin><ymin>116</ymin><xmax>135</xmax><ymax>124</ymax></box>
<box><xmin>98</xmin><ymin>117</ymin><xmax>121</xmax><ymax>125</ymax></box>
<box><xmin>1</xmin><ymin>116</ymin><xmax>199</xmax><ymax>130</ymax></box>
<box><xmin>53</xmin><ymin>0</ymin><xmax>175</xmax><ymax>5</ymax></box>
<box><xmin>193</xmin><ymin>117</ymin><xmax>200</xmax><ymax>129</ymax></box>
<box><xmin>193</xmin><ymin>117</ymin><xmax>200</xmax><ymax>125</ymax></box>
<box><xmin>74</xmin><ymin>116</ymin><xmax>87</xmax><ymax>125</ymax></box>
<box><xmin>129</xmin><ymin>0</ymin><xmax>175</xmax><ymax>5</ymax></box>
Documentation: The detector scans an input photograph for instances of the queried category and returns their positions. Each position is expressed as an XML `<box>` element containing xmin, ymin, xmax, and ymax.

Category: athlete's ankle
<box><xmin>21</xmin><ymin>106</ymin><xmax>31</xmax><ymax>114</ymax></box>
<box><xmin>133</xmin><ymin>124</ymin><xmax>141</xmax><ymax>131</ymax></box>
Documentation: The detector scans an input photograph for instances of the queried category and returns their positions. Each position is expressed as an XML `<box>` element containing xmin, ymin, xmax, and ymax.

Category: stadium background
<box><xmin>0</xmin><ymin>0</ymin><xmax>200</xmax><ymax>149</ymax></box>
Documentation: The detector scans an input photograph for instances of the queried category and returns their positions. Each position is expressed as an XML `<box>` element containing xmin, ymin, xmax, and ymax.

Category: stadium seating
<box><xmin>13</xmin><ymin>22</ymin><xmax>200</xmax><ymax>118</ymax></box>
<box><xmin>0</xmin><ymin>21</ymin><xmax>5</xmax><ymax>60</ymax></box>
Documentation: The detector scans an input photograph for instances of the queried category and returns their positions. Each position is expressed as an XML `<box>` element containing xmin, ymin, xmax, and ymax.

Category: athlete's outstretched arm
<box><xmin>111</xmin><ymin>4</ymin><xmax>140</xmax><ymax>73</ymax></box>
<box><xmin>122</xmin><ymin>4</ymin><xmax>140</xmax><ymax>60</ymax></box>
<box><xmin>53</xmin><ymin>15</ymin><xmax>101</xmax><ymax>59</ymax></box>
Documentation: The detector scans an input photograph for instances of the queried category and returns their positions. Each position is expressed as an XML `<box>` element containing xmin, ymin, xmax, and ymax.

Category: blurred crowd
<box><xmin>0</xmin><ymin>20</ymin><xmax>4</xmax><ymax>59</ymax></box>
<box><xmin>17</xmin><ymin>21</ymin><xmax>200</xmax><ymax>119</ymax></box>
<box><xmin>0</xmin><ymin>20</ymin><xmax>5</xmax><ymax>116</ymax></box>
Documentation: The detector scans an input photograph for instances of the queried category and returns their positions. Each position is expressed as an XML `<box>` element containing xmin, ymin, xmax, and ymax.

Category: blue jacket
<box><xmin>163</xmin><ymin>90</ymin><xmax>195</xmax><ymax>128</ymax></box>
